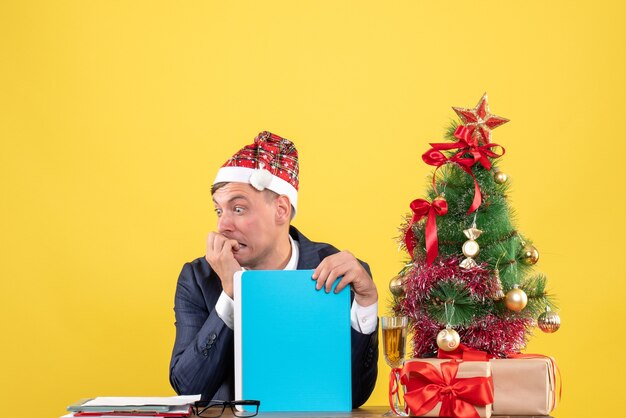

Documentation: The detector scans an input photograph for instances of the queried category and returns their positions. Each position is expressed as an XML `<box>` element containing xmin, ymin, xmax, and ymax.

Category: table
<box><xmin>195</xmin><ymin>405</ymin><xmax>553</xmax><ymax>417</ymax></box>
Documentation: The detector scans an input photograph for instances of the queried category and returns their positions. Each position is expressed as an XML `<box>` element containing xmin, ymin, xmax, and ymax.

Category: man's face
<box><xmin>212</xmin><ymin>182</ymin><xmax>284</xmax><ymax>269</ymax></box>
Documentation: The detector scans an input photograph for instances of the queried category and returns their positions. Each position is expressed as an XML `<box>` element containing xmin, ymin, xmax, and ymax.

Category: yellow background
<box><xmin>1</xmin><ymin>1</ymin><xmax>624</xmax><ymax>416</ymax></box>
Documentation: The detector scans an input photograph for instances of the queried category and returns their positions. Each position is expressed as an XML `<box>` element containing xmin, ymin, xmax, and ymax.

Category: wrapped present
<box><xmin>397</xmin><ymin>358</ymin><xmax>493</xmax><ymax>418</ymax></box>
<box><xmin>436</xmin><ymin>344</ymin><xmax>559</xmax><ymax>415</ymax></box>
<box><xmin>490</xmin><ymin>356</ymin><xmax>558</xmax><ymax>415</ymax></box>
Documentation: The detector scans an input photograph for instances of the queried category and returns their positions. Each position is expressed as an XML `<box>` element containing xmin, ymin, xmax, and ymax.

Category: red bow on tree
<box><xmin>405</xmin><ymin>197</ymin><xmax>448</xmax><ymax>265</ymax></box>
<box><xmin>422</xmin><ymin>126</ymin><xmax>505</xmax><ymax>214</ymax></box>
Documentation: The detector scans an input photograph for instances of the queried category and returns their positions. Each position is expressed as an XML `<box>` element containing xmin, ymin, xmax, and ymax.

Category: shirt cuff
<box><xmin>215</xmin><ymin>291</ymin><xmax>235</xmax><ymax>330</ymax></box>
<box><xmin>350</xmin><ymin>300</ymin><xmax>378</xmax><ymax>335</ymax></box>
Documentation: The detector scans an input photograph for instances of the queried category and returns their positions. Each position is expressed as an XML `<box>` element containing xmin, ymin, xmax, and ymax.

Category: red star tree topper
<box><xmin>452</xmin><ymin>93</ymin><xmax>509</xmax><ymax>144</ymax></box>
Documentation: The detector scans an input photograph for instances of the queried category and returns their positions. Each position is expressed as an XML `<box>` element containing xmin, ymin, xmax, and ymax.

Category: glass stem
<box><xmin>393</xmin><ymin>369</ymin><xmax>407</xmax><ymax>416</ymax></box>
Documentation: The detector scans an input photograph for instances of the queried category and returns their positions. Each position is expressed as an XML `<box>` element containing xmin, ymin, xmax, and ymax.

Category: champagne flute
<box><xmin>381</xmin><ymin>316</ymin><xmax>408</xmax><ymax>417</ymax></box>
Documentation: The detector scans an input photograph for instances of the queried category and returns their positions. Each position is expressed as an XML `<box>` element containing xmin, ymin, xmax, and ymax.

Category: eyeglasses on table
<box><xmin>192</xmin><ymin>399</ymin><xmax>260</xmax><ymax>418</ymax></box>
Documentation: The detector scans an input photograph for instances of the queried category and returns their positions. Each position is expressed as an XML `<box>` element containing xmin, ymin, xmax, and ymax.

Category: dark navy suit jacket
<box><xmin>169</xmin><ymin>226</ymin><xmax>378</xmax><ymax>408</ymax></box>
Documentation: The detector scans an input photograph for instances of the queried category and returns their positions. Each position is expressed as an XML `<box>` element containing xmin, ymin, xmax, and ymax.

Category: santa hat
<box><xmin>213</xmin><ymin>131</ymin><xmax>299</xmax><ymax>215</ymax></box>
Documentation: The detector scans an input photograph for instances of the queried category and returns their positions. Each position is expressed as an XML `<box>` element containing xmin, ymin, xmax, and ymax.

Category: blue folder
<box><xmin>234</xmin><ymin>269</ymin><xmax>352</xmax><ymax>412</ymax></box>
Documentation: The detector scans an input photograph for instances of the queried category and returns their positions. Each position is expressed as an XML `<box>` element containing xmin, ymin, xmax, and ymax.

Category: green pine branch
<box><xmin>426</xmin><ymin>281</ymin><xmax>489</xmax><ymax>327</ymax></box>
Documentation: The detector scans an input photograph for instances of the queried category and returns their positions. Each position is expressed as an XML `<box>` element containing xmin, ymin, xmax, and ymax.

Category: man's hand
<box><xmin>312</xmin><ymin>250</ymin><xmax>378</xmax><ymax>307</ymax></box>
<box><xmin>205</xmin><ymin>232</ymin><xmax>242</xmax><ymax>298</ymax></box>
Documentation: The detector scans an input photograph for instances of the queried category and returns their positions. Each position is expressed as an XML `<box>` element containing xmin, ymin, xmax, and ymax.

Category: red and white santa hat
<box><xmin>213</xmin><ymin>131</ymin><xmax>300</xmax><ymax>215</ymax></box>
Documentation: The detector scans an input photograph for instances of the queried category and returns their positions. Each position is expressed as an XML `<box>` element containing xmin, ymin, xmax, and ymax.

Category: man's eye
<box><xmin>234</xmin><ymin>207</ymin><xmax>245</xmax><ymax>214</ymax></box>
<box><xmin>215</xmin><ymin>209</ymin><xmax>222</xmax><ymax>216</ymax></box>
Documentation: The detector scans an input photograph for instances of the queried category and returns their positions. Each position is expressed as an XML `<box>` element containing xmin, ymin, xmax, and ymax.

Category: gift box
<box><xmin>399</xmin><ymin>358</ymin><xmax>493</xmax><ymax>418</ymax></box>
<box><xmin>490</xmin><ymin>357</ymin><xmax>557</xmax><ymax>415</ymax></box>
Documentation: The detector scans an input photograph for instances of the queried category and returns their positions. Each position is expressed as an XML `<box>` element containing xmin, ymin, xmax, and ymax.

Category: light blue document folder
<box><xmin>234</xmin><ymin>269</ymin><xmax>352</xmax><ymax>412</ymax></box>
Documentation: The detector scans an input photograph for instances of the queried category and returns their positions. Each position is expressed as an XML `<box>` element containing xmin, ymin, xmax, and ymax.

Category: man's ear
<box><xmin>274</xmin><ymin>195</ymin><xmax>292</xmax><ymax>224</ymax></box>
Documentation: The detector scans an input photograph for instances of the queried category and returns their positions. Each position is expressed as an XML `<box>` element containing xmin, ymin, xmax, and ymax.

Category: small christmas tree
<box><xmin>392</xmin><ymin>94</ymin><xmax>560</xmax><ymax>358</ymax></box>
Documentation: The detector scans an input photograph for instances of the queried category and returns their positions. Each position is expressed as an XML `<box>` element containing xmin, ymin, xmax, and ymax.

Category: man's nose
<box><xmin>217</xmin><ymin>212</ymin><xmax>234</xmax><ymax>233</ymax></box>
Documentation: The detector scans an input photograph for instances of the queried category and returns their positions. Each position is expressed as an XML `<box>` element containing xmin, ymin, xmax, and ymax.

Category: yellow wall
<box><xmin>1</xmin><ymin>1</ymin><xmax>624</xmax><ymax>416</ymax></box>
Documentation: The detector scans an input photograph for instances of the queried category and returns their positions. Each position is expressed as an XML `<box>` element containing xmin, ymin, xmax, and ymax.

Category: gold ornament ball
<box><xmin>538</xmin><ymin>309</ymin><xmax>561</xmax><ymax>333</ymax></box>
<box><xmin>505</xmin><ymin>287</ymin><xmax>528</xmax><ymax>312</ymax></box>
<box><xmin>436</xmin><ymin>328</ymin><xmax>460</xmax><ymax>352</ymax></box>
<box><xmin>521</xmin><ymin>244</ymin><xmax>540</xmax><ymax>265</ymax></box>
<box><xmin>462</xmin><ymin>240</ymin><xmax>480</xmax><ymax>258</ymax></box>
<box><xmin>494</xmin><ymin>170</ymin><xmax>508</xmax><ymax>184</ymax></box>
<box><xmin>389</xmin><ymin>275</ymin><xmax>405</xmax><ymax>297</ymax></box>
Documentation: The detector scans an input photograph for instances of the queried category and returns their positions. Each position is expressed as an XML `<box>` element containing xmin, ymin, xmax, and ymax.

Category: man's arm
<box><xmin>351</xmin><ymin>321</ymin><xmax>379</xmax><ymax>408</ymax></box>
<box><xmin>349</xmin><ymin>260</ymin><xmax>379</xmax><ymax>408</ymax></box>
<box><xmin>169</xmin><ymin>262</ymin><xmax>234</xmax><ymax>398</ymax></box>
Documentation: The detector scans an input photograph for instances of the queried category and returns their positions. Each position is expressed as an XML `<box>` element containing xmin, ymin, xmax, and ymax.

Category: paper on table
<box><xmin>61</xmin><ymin>410</ymin><xmax>190</xmax><ymax>418</ymax></box>
<box><xmin>69</xmin><ymin>405</ymin><xmax>192</xmax><ymax>413</ymax></box>
<box><xmin>82</xmin><ymin>395</ymin><xmax>200</xmax><ymax>407</ymax></box>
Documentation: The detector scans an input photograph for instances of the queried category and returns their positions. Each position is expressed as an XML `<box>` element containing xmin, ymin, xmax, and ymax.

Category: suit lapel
<box><xmin>290</xmin><ymin>226</ymin><xmax>322</xmax><ymax>269</ymax></box>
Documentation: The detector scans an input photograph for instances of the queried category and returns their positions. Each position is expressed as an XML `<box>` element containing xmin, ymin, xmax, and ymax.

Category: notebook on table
<box><xmin>234</xmin><ymin>269</ymin><xmax>352</xmax><ymax>412</ymax></box>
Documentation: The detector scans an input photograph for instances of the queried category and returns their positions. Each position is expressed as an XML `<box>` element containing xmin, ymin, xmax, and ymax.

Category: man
<box><xmin>169</xmin><ymin>131</ymin><xmax>379</xmax><ymax>408</ymax></box>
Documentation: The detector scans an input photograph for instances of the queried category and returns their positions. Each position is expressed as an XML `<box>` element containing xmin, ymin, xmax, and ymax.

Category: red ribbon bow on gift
<box><xmin>405</xmin><ymin>197</ymin><xmax>448</xmax><ymax>265</ymax></box>
<box><xmin>400</xmin><ymin>360</ymin><xmax>494</xmax><ymax>418</ymax></box>
<box><xmin>422</xmin><ymin>125</ymin><xmax>505</xmax><ymax>214</ymax></box>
